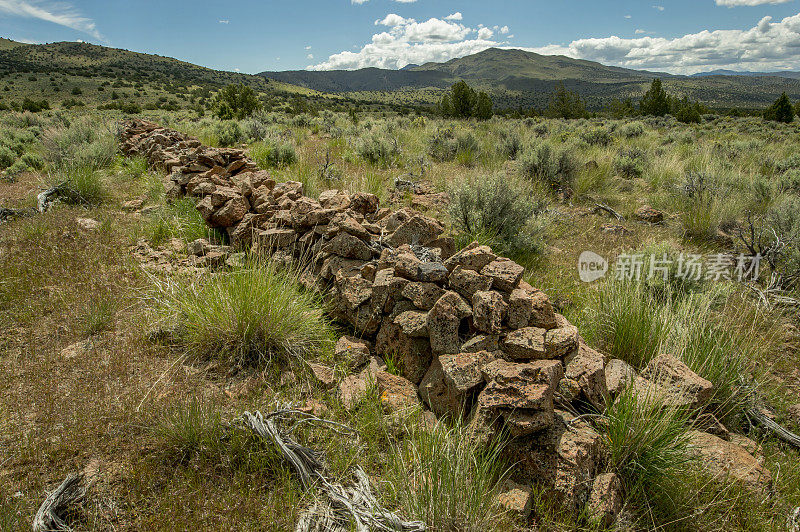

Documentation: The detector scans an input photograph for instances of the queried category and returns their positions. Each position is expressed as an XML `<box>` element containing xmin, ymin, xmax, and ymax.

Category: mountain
<box><xmin>259</xmin><ymin>47</ymin><xmax>800</xmax><ymax>110</ymax></box>
<box><xmin>691</xmin><ymin>69</ymin><xmax>800</xmax><ymax>80</ymax></box>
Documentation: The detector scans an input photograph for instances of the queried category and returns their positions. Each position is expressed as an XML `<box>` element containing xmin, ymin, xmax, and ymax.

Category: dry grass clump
<box><xmin>152</xmin><ymin>261</ymin><xmax>335</xmax><ymax>366</ymax></box>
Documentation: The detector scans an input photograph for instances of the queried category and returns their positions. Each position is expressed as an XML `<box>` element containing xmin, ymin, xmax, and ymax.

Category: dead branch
<box><xmin>746</xmin><ymin>407</ymin><xmax>800</xmax><ymax>449</ymax></box>
<box><xmin>32</xmin><ymin>472</ymin><xmax>87</xmax><ymax>532</ymax></box>
<box><xmin>593</xmin><ymin>203</ymin><xmax>623</xmax><ymax>221</ymax></box>
<box><xmin>238</xmin><ymin>407</ymin><xmax>425</xmax><ymax>532</ymax></box>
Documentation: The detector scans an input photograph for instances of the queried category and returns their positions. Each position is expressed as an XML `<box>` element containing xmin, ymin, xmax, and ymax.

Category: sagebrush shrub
<box><xmin>580</xmin><ymin>127</ymin><xmax>612</xmax><ymax>146</ymax></box>
<box><xmin>250</xmin><ymin>139</ymin><xmax>296</xmax><ymax>169</ymax></box>
<box><xmin>0</xmin><ymin>145</ymin><xmax>14</xmax><ymax>169</ymax></box>
<box><xmin>449</xmin><ymin>174</ymin><xmax>548</xmax><ymax>258</ymax></box>
<box><xmin>518</xmin><ymin>142</ymin><xmax>578</xmax><ymax>191</ymax></box>
<box><xmin>356</xmin><ymin>131</ymin><xmax>399</xmax><ymax>167</ymax></box>
<box><xmin>214</xmin><ymin>121</ymin><xmax>244</xmax><ymax>147</ymax></box>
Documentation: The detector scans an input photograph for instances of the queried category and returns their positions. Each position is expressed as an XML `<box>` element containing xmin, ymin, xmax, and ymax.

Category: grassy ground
<box><xmin>2</xmin><ymin>108</ymin><xmax>800</xmax><ymax>531</ymax></box>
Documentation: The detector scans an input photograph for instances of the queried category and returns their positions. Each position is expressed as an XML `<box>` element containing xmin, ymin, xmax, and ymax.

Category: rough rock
<box><xmin>394</xmin><ymin>250</ymin><xmax>448</xmax><ymax>283</ymax></box>
<box><xmin>634</xmin><ymin>205</ymin><xmax>664</xmax><ymax>224</ymax></box>
<box><xmin>427</xmin><ymin>291</ymin><xmax>472</xmax><ymax>354</ymax></box>
<box><xmin>586</xmin><ymin>473</ymin><xmax>623</xmax><ymax>527</ymax></box>
<box><xmin>394</xmin><ymin>311</ymin><xmax>429</xmax><ymax>338</ymax></box>
<box><xmin>472</xmin><ymin>290</ymin><xmax>507</xmax><ymax>334</ymax></box>
<box><xmin>687</xmin><ymin>431</ymin><xmax>771</xmax><ymax>490</ymax></box>
<box><xmin>640</xmin><ymin>353</ymin><xmax>713</xmax><ymax>408</ymax></box>
<box><xmin>387</xmin><ymin>214</ymin><xmax>443</xmax><ymax>248</ymax></box>
<box><xmin>481</xmin><ymin>258</ymin><xmax>524</xmax><ymax>292</ymax></box>
<box><xmin>444</xmin><ymin>243</ymin><xmax>497</xmax><ymax>273</ymax></box>
<box><xmin>323</xmin><ymin>232</ymin><xmax>373</xmax><ymax>260</ymax></box>
<box><xmin>334</xmin><ymin>336</ymin><xmax>371</xmax><ymax>369</ymax></box>
<box><xmin>308</xmin><ymin>363</ymin><xmax>336</xmax><ymax>389</ymax></box>
<box><xmin>448</xmin><ymin>266</ymin><xmax>493</xmax><ymax>299</ymax></box>
<box><xmin>401</xmin><ymin>282</ymin><xmax>445</xmax><ymax>310</ymax></box>
<box><xmin>605</xmin><ymin>359</ymin><xmax>636</xmax><ymax>397</ymax></box>
<box><xmin>502</xmin><ymin>327</ymin><xmax>547</xmax><ymax>360</ymax></box>
<box><xmin>376</xmin><ymin>370</ymin><xmax>421</xmax><ymax>413</ymax></box>
<box><xmin>494</xmin><ymin>479</ymin><xmax>532</xmax><ymax>519</ymax></box>
<box><xmin>564</xmin><ymin>343</ymin><xmax>608</xmax><ymax>411</ymax></box>
<box><xmin>375</xmin><ymin>316</ymin><xmax>432</xmax><ymax>385</ymax></box>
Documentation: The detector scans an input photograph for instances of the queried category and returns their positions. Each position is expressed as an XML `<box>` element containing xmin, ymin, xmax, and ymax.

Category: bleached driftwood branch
<box><xmin>32</xmin><ymin>472</ymin><xmax>87</xmax><ymax>532</ymax></box>
<box><xmin>239</xmin><ymin>407</ymin><xmax>425</xmax><ymax>532</ymax></box>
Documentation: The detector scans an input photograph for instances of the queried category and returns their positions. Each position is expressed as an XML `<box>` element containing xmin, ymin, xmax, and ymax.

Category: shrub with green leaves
<box><xmin>250</xmin><ymin>139</ymin><xmax>296</xmax><ymax>169</ymax></box>
<box><xmin>0</xmin><ymin>145</ymin><xmax>14</xmax><ymax>169</ymax></box>
<box><xmin>449</xmin><ymin>174</ymin><xmax>548</xmax><ymax>258</ymax></box>
<box><xmin>518</xmin><ymin>141</ymin><xmax>578</xmax><ymax>192</ymax></box>
<box><xmin>214</xmin><ymin>120</ymin><xmax>244</xmax><ymax>147</ymax></box>
<box><xmin>355</xmin><ymin>131</ymin><xmax>399</xmax><ymax>167</ymax></box>
<box><xmin>580</xmin><ymin>127</ymin><xmax>612</xmax><ymax>146</ymax></box>
<box><xmin>153</xmin><ymin>261</ymin><xmax>335</xmax><ymax>366</ymax></box>
<box><xmin>41</xmin><ymin>117</ymin><xmax>117</xmax><ymax>174</ymax></box>
<box><xmin>613</xmin><ymin>153</ymin><xmax>644</xmax><ymax>179</ymax></box>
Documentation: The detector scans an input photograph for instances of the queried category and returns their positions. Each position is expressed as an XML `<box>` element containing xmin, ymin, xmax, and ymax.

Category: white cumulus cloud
<box><xmin>716</xmin><ymin>0</ymin><xmax>792</xmax><ymax>5</ymax></box>
<box><xmin>0</xmin><ymin>0</ymin><xmax>103</xmax><ymax>40</ymax></box>
<box><xmin>524</xmin><ymin>12</ymin><xmax>800</xmax><ymax>74</ymax></box>
<box><xmin>313</xmin><ymin>13</ymin><xmax>506</xmax><ymax>70</ymax></box>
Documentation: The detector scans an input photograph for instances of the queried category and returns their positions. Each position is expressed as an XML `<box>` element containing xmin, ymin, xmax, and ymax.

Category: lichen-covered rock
<box><xmin>323</xmin><ymin>232</ymin><xmax>373</xmax><ymax>260</ymax></box>
<box><xmin>481</xmin><ymin>258</ymin><xmax>524</xmax><ymax>292</ymax></box>
<box><xmin>502</xmin><ymin>327</ymin><xmax>547</xmax><ymax>360</ymax></box>
<box><xmin>376</xmin><ymin>316</ymin><xmax>432</xmax><ymax>385</ymax></box>
<box><xmin>387</xmin><ymin>214</ymin><xmax>443</xmax><ymax>247</ymax></box>
<box><xmin>393</xmin><ymin>310</ymin><xmax>429</xmax><ymax>338</ymax></box>
<box><xmin>473</xmin><ymin>359</ymin><xmax>563</xmax><ymax>437</ymax></box>
<box><xmin>444</xmin><ymin>243</ymin><xmax>497</xmax><ymax>273</ymax></box>
<box><xmin>334</xmin><ymin>336</ymin><xmax>371</xmax><ymax>369</ymax></box>
<box><xmin>640</xmin><ymin>353</ymin><xmax>713</xmax><ymax>408</ymax></box>
<box><xmin>494</xmin><ymin>479</ymin><xmax>533</xmax><ymax>519</ymax></box>
<box><xmin>376</xmin><ymin>370</ymin><xmax>421</xmax><ymax>413</ymax></box>
<box><xmin>427</xmin><ymin>291</ymin><xmax>472</xmax><ymax>355</ymax></box>
<box><xmin>472</xmin><ymin>290</ymin><xmax>507</xmax><ymax>334</ymax></box>
<box><xmin>401</xmin><ymin>282</ymin><xmax>445</xmax><ymax>310</ymax></box>
<box><xmin>545</xmin><ymin>323</ymin><xmax>579</xmax><ymax>359</ymax></box>
<box><xmin>394</xmin><ymin>250</ymin><xmax>448</xmax><ymax>283</ymax></box>
<box><xmin>605</xmin><ymin>359</ymin><xmax>636</xmax><ymax>397</ymax></box>
<box><xmin>687</xmin><ymin>431</ymin><xmax>771</xmax><ymax>490</ymax></box>
<box><xmin>564</xmin><ymin>343</ymin><xmax>608</xmax><ymax>411</ymax></box>
<box><xmin>586</xmin><ymin>473</ymin><xmax>623</xmax><ymax>527</ymax></box>
<box><xmin>449</xmin><ymin>266</ymin><xmax>493</xmax><ymax>299</ymax></box>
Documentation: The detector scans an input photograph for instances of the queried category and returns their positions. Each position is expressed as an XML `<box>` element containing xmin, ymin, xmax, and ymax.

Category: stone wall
<box><xmin>121</xmin><ymin>119</ymin><xmax>757</xmax><ymax>524</ymax></box>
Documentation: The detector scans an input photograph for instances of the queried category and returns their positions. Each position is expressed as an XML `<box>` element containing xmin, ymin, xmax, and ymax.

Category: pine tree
<box><xmin>545</xmin><ymin>83</ymin><xmax>587</xmax><ymax>119</ymax></box>
<box><xmin>450</xmin><ymin>80</ymin><xmax>476</xmax><ymax>118</ymax></box>
<box><xmin>439</xmin><ymin>93</ymin><xmax>453</xmax><ymax>117</ymax></box>
<box><xmin>764</xmin><ymin>93</ymin><xmax>794</xmax><ymax>123</ymax></box>
<box><xmin>473</xmin><ymin>91</ymin><xmax>493</xmax><ymax>120</ymax></box>
<box><xmin>639</xmin><ymin>78</ymin><xmax>670</xmax><ymax>117</ymax></box>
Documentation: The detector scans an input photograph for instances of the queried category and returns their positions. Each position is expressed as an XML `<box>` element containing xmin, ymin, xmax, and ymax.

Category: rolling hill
<box><xmin>261</xmin><ymin>47</ymin><xmax>800</xmax><ymax>110</ymax></box>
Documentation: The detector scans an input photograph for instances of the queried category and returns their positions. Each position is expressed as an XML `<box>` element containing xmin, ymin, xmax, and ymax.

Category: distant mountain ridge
<box><xmin>260</xmin><ymin>47</ymin><xmax>800</xmax><ymax>109</ymax></box>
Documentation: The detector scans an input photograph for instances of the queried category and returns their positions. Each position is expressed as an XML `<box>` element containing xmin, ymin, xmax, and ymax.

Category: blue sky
<box><xmin>3</xmin><ymin>0</ymin><xmax>800</xmax><ymax>74</ymax></box>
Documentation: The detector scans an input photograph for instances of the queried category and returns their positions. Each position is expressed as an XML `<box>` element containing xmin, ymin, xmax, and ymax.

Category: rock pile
<box><xmin>119</xmin><ymin>119</ymin><xmax>770</xmax><ymax>526</ymax></box>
